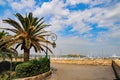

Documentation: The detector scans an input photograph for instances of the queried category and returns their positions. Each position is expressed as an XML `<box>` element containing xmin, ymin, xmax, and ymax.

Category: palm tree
<box><xmin>2</xmin><ymin>12</ymin><xmax>55</xmax><ymax>61</ymax></box>
<box><xmin>0</xmin><ymin>47</ymin><xmax>18</xmax><ymax>61</ymax></box>
<box><xmin>0</xmin><ymin>31</ymin><xmax>10</xmax><ymax>60</ymax></box>
<box><xmin>0</xmin><ymin>30</ymin><xmax>8</xmax><ymax>39</ymax></box>
<box><xmin>0</xmin><ymin>30</ymin><xmax>18</xmax><ymax>80</ymax></box>
<box><xmin>0</xmin><ymin>30</ymin><xmax>18</xmax><ymax>61</ymax></box>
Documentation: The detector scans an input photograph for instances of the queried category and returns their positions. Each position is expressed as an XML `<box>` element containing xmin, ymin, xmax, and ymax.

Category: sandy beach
<box><xmin>45</xmin><ymin>63</ymin><xmax>115</xmax><ymax>80</ymax></box>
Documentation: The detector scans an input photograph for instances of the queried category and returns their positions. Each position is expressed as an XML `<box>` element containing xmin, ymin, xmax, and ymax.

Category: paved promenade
<box><xmin>45</xmin><ymin>63</ymin><xmax>115</xmax><ymax>80</ymax></box>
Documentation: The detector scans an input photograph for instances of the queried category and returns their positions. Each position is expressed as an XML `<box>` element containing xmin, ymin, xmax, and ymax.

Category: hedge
<box><xmin>0</xmin><ymin>61</ymin><xmax>10</xmax><ymax>73</ymax></box>
<box><xmin>0</xmin><ymin>61</ymin><xmax>23</xmax><ymax>73</ymax></box>
<box><xmin>12</xmin><ymin>62</ymin><xmax>23</xmax><ymax>71</ymax></box>
<box><xmin>39</xmin><ymin>57</ymin><xmax>50</xmax><ymax>73</ymax></box>
<box><xmin>0</xmin><ymin>61</ymin><xmax>23</xmax><ymax>74</ymax></box>
<box><xmin>15</xmin><ymin>57</ymin><xmax>50</xmax><ymax>78</ymax></box>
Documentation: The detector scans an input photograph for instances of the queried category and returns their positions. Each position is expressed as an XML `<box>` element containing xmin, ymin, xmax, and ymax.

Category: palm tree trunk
<box><xmin>24</xmin><ymin>48</ymin><xmax>30</xmax><ymax>62</ymax></box>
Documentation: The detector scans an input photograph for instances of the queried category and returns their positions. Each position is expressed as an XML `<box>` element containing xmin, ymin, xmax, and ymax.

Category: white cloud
<box><xmin>46</xmin><ymin>15</ymin><xmax>68</xmax><ymax>32</ymax></box>
<box><xmin>66</xmin><ymin>0</ymin><xmax>90</xmax><ymax>5</ymax></box>
<box><xmin>107</xmin><ymin>25</ymin><xmax>120</xmax><ymax>39</ymax></box>
<box><xmin>89</xmin><ymin>0</ymin><xmax>113</xmax><ymax>7</ymax></box>
<box><xmin>33</xmin><ymin>0</ymin><xmax>120</xmax><ymax>42</ymax></box>
<box><xmin>67</xmin><ymin>10</ymin><xmax>93</xmax><ymax>34</ymax></box>
<box><xmin>1</xmin><ymin>0</ymin><xmax>120</xmax><ymax>57</ymax></box>
<box><xmin>33</xmin><ymin>0</ymin><xmax>69</xmax><ymax>17</ymax></box>
<box><xmin>105</xmin><ymin>3</ymin><xmax>120</xmax><ymax>20</ymax></box>
<box><xmin>0</xmin><ymin>19</ymin><xmax>13</xmax><ymax>29</ymax></box>
<box><xmin>94</xmin><ymin>3</ymin><xmax>120</xmax><ymax>40</ymax></box>
<box><xmin>5</xmin><ymin>0</ymin><xmax>119</xmax><ymax>39</ymax></box>
<box><xmin>33</xmin><ymin>0</ymin><xmax>70</xmax><ymax>32</ymax></box>
<box><xmin>8</xmin><ymin>0</ymin><xmax>36</xmax><ymax>11</ymax></box>
<box><xmin>66</xmin><ymin>0</ymin><xmax>113</xmax><ymax>6</ymax></box>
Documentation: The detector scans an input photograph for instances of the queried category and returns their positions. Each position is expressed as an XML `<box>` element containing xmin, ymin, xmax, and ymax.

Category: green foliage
<box><xmin>0</xmin><ymin>61</ymin><xmax>10</xmax><ymax>73</ymax></box>
<box><xmin>39</xmin><ymin>57</ymin><xmax>50</xmax><ymax>73</ymax></box>
<box><xmin>12</xmin><ymin>62</ymin><xmax>23</xmax><ymax>71</ymax></box>
<box><xmin>0</xmin><ymin>61</ymin><xmax>22</xmax><ymax>74</ymax></box>
<box><xmin>15</xmin><ymin>62</ymin><xmax>33</xmax><ymax>78</ymax></box>
<box><xmin>0</xmin><ymin>30</ymin><xmax>8</xmax><ymax>39</ymax></box>
<box><xmin>0</xmin><ymin>30</ymin><xmax>18</xmax><ymax>61</ymax></box>
<box><xmin>15</xmin><ymin>57</ymin><xmax>50</xmax><ymax>78</ymax></box>
<box><xmin>2</xmin><ymin>12</ymin><xmax>55</xmax><ymax>61</ymax></box>
<box><xmin>0</xmin><ymin>73</ymin><xmax>8</xmax><ymax>80</ymax></box>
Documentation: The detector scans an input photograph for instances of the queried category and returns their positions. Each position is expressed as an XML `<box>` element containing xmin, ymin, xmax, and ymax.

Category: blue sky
<box><xmin>0</xmin><ymin>0</ymin><xmax>120</xmax><ymax>57</ymax></box>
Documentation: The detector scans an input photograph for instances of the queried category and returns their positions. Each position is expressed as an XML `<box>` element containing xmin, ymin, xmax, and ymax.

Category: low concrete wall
<box><xmin>112</xmin><ymin>60</ymin><xmax>120</xmax><ymax>79</ymax></box>
<box><xmin>114</xmin><ymin>60</ymin><xmax>120</xmax><ymax>67</ymax></box>
<box><xmin>15</xmin><ymin>70</ymin><xmax>52</xmax><ymax>80</ymax></box>
<box><xmin>51</xmin><ymin>58</ymin><xmax>112</xmax><ymax>65</ymax></box>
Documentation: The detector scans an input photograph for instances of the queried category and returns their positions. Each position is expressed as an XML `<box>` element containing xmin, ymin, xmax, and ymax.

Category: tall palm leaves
<box><xmin>0</xmin><ymin>30</ymin><xmax>8</xmax><ymax>39</ymax></box>
<box><xmin>2</xmin><ymin>12</ymin><xmax>54</xmax><ymax>61</ymax></box>
<box><xmin>0</xmin><ymin>31</ymin><xmax>18</xmax><ymax>61</ymax></box>
<box><xmin>0</xmin><ymin>48</ymin><xmax>18</xmax><ymax>61</ymax></box>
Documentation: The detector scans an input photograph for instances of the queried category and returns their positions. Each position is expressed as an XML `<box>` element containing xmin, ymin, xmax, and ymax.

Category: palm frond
<box><xmin>1</xmin><ymin>28</ymin><xmax>18</xmax><ymax>33</ymax></box>
<box><xmin>15</xmin><ymin>13</ymin><xmax>26</xmax><ymax>30</ymax></box>
<box><xmin>3</xmin><ymin>18</ymin><xmax>23</xmax><ymax>32</ymax></box>
<box><xmin>0</xmin><ymin>48</ymin><xmax>18</xmax><ymax>61</ymax></box>
<box><xmin>34</xmin><ymin>17</ymin><xmax>44</xmax><ymax>26</ymax></box>
<box><xmin>15</xmin><ymin>43</ymin><xmax>22</xmax><ymax>49</ymax></box>
<box><xmin>40</xmin><ymin>44</ymin><xmax>53</xmax><ymax>54</ymax></box>
<box><xmin>28</xmin><ymin>12</ymin><xmax>33</xmax><ymax>23</ymax></box>
<box><xmin>31</xmin><ymin>41</ymin><xmax>41</xmax><ymax>53</ymax></box>
<box><xmin>35</xmin><ymin>36</ymin><xmax>52</xmax><ymax>45</ymax></box>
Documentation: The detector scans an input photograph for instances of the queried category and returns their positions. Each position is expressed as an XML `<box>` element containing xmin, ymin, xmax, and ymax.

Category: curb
<box><xmin>15</xmin><ymin>70</ymin><xmax>52</xmax><ymax>80</ymax></box>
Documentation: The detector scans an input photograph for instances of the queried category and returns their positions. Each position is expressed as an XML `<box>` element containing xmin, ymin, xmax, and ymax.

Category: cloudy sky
<box><xmin>0</xmin><ymin>0</ymin><xmax>120</xmax><ymax>57</ymax></box>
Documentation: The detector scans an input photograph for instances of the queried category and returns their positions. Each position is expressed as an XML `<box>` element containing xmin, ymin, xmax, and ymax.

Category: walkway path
<box><xmin>45</xmin><ymin>63</ymin><xmax>115</xmax><ymax>80</ymax></box>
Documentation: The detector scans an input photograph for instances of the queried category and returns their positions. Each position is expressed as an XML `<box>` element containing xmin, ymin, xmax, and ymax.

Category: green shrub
<box><xmin>15</xmin><ymin>60</ymin><xmax>40</xmax><ymax>78</ymax></box>
<box><xmin>0</xmin><ymin>61</ymin><xmax>22</xmax><ymax>74</ymax></box>
<box><xmin>0</xmin><ymin>61</ymin><xmax>10</xmax><ymax>73</ymax></box>
<box><xmin>29</xmin><ymin>59</ymin><xmax>41</xmax><ymax>75</ymax></box>
<box><xmin>39</xmin><ymin>58</ymin><xmax>50</xmax><ymax>73</ymax></box>
<box><xmin>29</xmin><ymin>59</ymin><xmax>40</xmax><ymax>66</ymax></box>
<box><xmin>12</xmin><ymin>62</ymin><xmax>23</xmax><ymax>71</ymax></box>
<box><xmin>15</xmin><ymin>57</ymin><xmax>50</xmax><ymax>78</ymax></box>
<box><xmin>15</xmin><ymin>62</ymin><xmax>33</xmax><ymax>78</ymax></box>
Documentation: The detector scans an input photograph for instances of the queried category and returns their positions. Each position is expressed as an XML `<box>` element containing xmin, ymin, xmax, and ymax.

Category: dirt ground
<box><xmin>45</xmin><ymin>63</ymin><xmax>115</xmax><ymax>80</ymax></box>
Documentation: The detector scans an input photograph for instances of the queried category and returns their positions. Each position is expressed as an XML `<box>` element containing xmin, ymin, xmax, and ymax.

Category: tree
<box><xmin>0</xmin><ymin>30</ymin><xmax>18</xmax><ymax>61</ymax></box>
<box><xmin>2</xmin><ymin>12</ymin><xmax>55</xmax><ymax>61</ymax></box>
<box><xmin>0</xmin><ymin>30</ymin><xmax>18</xmax><ymax>80</ymax></box>
<box><xmin>0</xmin><ymin>30</ymin><xmax>8</xmax><ymax>39</ymax></box>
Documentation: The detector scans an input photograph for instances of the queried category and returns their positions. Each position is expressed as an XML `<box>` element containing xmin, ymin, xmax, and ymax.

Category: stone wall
<box><xmin>112</xmin><ymin>60</ymin><xmax>120</xmax><ymax>79</ymax></box>
<box><xmin>51</xmin><ymin>58</ymin><xmax>112</xmax><ymax>65</ymax></box>
<box><xmin>114</xmin><ymin>59</ymin><xmax>120</xmax><ymax>67</ymax></box>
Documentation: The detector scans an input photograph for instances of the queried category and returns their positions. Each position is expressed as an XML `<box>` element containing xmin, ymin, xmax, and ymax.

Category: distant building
<box><xmin>61</xmin><ymin>53</ymin><xmax>86</xmax><ymax>58</ymax></box>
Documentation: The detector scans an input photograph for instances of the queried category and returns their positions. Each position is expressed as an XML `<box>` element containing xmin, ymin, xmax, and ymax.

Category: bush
<box><xmin>29</xmin><ymin>59</ymin><xmax>41</xmax><ymax>75</ymax></box>
<box><xmin>12</xmin><ymin>62</ymin><xmax>23</xmax><ymax>71</ymax></box>
<box><xmin>0</xmin><ymin>61</ymin><xmax>22</xmax><ymax>74</ymax></box>
<box><xmin>15</xmin><ymin>57</ymin><xmax>50</xmax><ymax>78</ymax></box>
<box><xmin>15</xmin><ymin>62</ymin><xmax>33</xmax><ymax>78</ymax></box>
<box><xmin>39</xmin><ymin>58</ymin><xmax>50</xmax><ymax>73</ymax></box>
<box><xmin>0</xmin><ymin>61</ymin><xmax>10</xmax><ymax>73</ymax></box>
